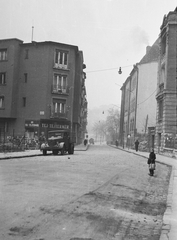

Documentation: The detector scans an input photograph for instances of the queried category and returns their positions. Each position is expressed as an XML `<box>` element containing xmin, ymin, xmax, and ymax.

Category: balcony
<box><xmin>50</xmin><ymin>111</ymin><xmax>68</xmax><ymax>119</ymax></box>
<box><xmin>82</xmin><ymin>72</ymin><xmax>86</xmax><ymax>80</ymax></box>
<box><xmin>51</xmin><ymin>85</ymin><xmax>69</xmax><ymax>95</ymax></box>
<box><xmin>82</xmin><ymin>78</ymin><xmax>85</xmax><ymax>87</ymax></box>
<box><xmin>53</xmin><ymin>63</ymin><xmax>69</xmax><ymax>71</ymax></box>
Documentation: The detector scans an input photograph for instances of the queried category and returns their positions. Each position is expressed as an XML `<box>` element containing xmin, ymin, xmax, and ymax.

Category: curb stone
<box><xmin>0</xmin><ymin>153</ymin><xmax>42</xmax><ymax>160</ymax></box>
<box><xmin>0</xmin><ymin>144</ymin><xmax>89</xmax><ymax>160</ymax></box>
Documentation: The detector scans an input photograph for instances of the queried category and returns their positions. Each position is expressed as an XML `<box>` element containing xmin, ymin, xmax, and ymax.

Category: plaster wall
<box><xmin>136</xmin><ymin>62</ymin><xmax>158</xmax><ymax>134</ymax></box>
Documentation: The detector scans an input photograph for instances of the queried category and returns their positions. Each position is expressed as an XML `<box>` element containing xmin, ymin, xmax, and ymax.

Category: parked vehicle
<box><xmin>89</xmin><ymin>138</ymin><xmax>94</xmax><ymax>144</ymax></box>
<box><xmin>40</xmin><ymin>129</ymin><xmax>75</xmax><ymax>155</ymax></box>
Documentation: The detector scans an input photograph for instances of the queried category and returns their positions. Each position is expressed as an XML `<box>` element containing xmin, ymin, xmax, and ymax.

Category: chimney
<box><xmin>146</xmin><ymin>46</ymin><xmax>151</xmax><ymax>54</ymax></box>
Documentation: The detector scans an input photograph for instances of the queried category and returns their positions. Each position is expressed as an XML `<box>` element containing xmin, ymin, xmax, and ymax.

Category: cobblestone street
<box><xmin>0</xmin><ymin>144</ymin><xmax>171</xmax><ymax>239</ymax></box>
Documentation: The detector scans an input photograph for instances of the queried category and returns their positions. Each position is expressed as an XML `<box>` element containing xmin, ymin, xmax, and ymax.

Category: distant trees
<box><xmin>92</xmin><ymin>120</ymin><xmax>107</xmax><ymax>144</ymax></box>
<box><xmin>106</xmin><ymin>108</ymin><xmax>120</xmax><ymax>143</ymax></box>
<box><xmin>92</xmin><ymin>108</ymin><xmax>120</xmax><ymax>144</ymax></box>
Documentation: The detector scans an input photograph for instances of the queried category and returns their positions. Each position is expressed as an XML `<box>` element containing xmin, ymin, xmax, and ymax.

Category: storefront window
<box><xmin>165</xmin><ymin>134</ymin><xmax>177</xmax><ymax>149</ymax></box>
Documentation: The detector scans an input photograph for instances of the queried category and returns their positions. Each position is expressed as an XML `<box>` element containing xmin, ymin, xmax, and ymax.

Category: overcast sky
<box><xmin>0</xmin><ymin>0</ymin><xmax>176</xmax><ymax>109</ymax></box>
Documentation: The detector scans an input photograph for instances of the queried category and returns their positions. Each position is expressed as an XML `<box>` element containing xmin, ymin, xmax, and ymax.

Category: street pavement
<box><xmin>111</xmin><ymin>145</ymin><xmax>177</xmax><ymax>240</ymax></box>
<box><xmin>0</xmin><ymin>143</ymin><xmax>176</xmax><ymax>239</ymax></box>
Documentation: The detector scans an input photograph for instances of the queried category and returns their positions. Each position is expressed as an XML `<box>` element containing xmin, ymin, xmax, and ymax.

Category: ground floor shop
<box><xmin>0</xmin><ymin>118</ymin><xmax>85</xmax><ymax>147</ymax></box>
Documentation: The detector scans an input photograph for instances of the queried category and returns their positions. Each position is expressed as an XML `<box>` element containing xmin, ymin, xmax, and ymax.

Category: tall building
<box><xmin>119</xmin><ymin>40</ymin><xmax>159</xmax><ymax>149</ymax></box>
<box><xmin>156</xmin><ymin>8</ymin><xmax>177</xmax><ymax>152</ymax></box>
<box><xmin>0</xmin><ymin>38</ymin><xmax>87</xmax><ymax>144</ymax></box>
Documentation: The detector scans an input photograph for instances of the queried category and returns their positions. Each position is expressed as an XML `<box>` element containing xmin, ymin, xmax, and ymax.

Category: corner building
<box><xmin>0</xmin><ymin>39</ymin><xmax>87</xmax><ymax>144</ymax></box>
<box><xmin>155</xmin><ymin>8</ymin><xmax>177</xmax><ymax>152</ymax></box>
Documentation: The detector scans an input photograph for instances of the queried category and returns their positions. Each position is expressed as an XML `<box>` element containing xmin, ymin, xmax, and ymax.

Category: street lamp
<box><xmin>118</xmin><ymin>67</ymin><xmax>122</xmax><ymax>74</ymax></box>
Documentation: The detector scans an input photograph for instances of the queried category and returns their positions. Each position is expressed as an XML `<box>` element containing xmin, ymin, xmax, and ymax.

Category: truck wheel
<box><xmin>68</xmin><ymin>145</ymin><xmax>74</xmax><ymax>154</ymax></box>
<box><xmin>53</xmin><ymin>150</ymin><xmax>58</xmax><ymax>155</ymax></box>
<box><xmin>71</xmin><ymin>146</ymin><xmax>74</xmax><ymax>154</ymax></box>
<box><xmin>60</xmin><ymin>147</ymin><xmax>65</xmax><ymax>155</ymax></box>
<box><xmin>43</xmin><ymin>150</ymin><xmax>47</xmax><ymax>155</ymax></box>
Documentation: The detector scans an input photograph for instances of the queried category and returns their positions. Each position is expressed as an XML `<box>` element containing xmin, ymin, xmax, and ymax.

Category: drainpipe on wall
<box><xmin>134</xmin><ymin>64</ymin><xmax>139</xmax><ymax>142</ymax></box>
<box><xmin>127</xmin><ymin>78</ymin><xmax>131</xmax><ymax>145</ymax></box>
<box><xmin>119</xmin><ymin>84</ymin><xmax>125</xmax><ymax>147</ymax></box>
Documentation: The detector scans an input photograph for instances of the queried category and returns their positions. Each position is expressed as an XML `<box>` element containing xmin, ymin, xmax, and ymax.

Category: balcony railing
<box><xmin>50</xmin><ymin>111</ymin><xmax>68</xmax><ymax>119</ymax></box>
<box><xmin>51</xmin><ymin>85</ymin><xmax>69</xmax><ymax>95</ymax></box>
<box><xmin>53</xmin><ymin>63</ymin><xmax>68</xmax><ymax>70</ymax></box>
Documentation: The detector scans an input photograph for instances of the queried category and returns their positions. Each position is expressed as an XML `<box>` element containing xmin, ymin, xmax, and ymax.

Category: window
<box><xmin>158</xmin><ymin>133</ymin><xmax>161</xmax><ymax>147</ymax></box>
<box><xmin>158</xmin><ymin>99</ymin><xmax>163</xmax><ymax>120</ymax></box>
<box><xmin>4</xmin><ymin>122</ymin><xmax>8</xmax><ymax>132</ymax></box>
<box><xmin>0</xmin><ymin>72</ymin><xmax>6</xmax><ymax>85</ymax></box>
<box><xmin>25</xmin><ymin>49</ymin><xmax>29</xmax><ymax>59</ymax></box>
<box><xmin>54</xmin><ymin>102</ymin><xmax>65</xmax><ymax>113</ymax></box>
<box><xmin>161</xmin><ymin>67</ymin><xmax>165</xmax><ymax>84</ymax></box>
<box><xmin>130</xmin><ymin>98</ymin><xmax>135</xmax><ymax>112</ymax></box>
<box><xmin>130</xmin><ymin>119</ymin><xmax>134</xmax><ymax>132</ymax></box>
<box><xmin>161</xmin><ymin>34</ymin><xmax>166</xmax><ymax>56</ymax></box>
<box><xmin>124</xmin><ymin>91</ymin><xmax>129</xmax><ymax>112</ymax></box>
<box><xmin>54</xmin><ymin>50</ymin><xmax>68</xmax><ymax>68</ymax></box>
<box><xmin>0</xmin><ymin>49</ymin><xmax>7</xmax><ymax>61</ymax></box>
<box><xmin>23</xmin><ymin>97</ymin><xmax>26</xmax><ymax>107</ymax></box>
<box><xmin>131</xmin><ymin>77</ymin><xmax>136</xmax><ymax>92</ymax></box>
<box><xmin>24</xmin><ymin>73</ymin><xmax>28</xmax><ymax>83</ymax></box>
<box><xmin>53</xmin><ymin>74</ymin><xmax>67</xmax><ymax>92</ymax></box>
<box><xmin>0</xmin><ymin>96</ymin><xmax>4</xmax><ymax>108</ymax></box>
<box><xmin>52</xmin><ymin>99</ymin><xmax>66</xmax><ymax>114</ymax></box>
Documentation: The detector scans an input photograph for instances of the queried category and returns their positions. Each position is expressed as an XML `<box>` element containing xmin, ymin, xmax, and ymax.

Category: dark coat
<box><xmin>84</xmin><ymin>139</ymin><xmax>88</xmax><ymax>146</ymax></box>
<box><xmin>148</xmin><ymin>152</ymin><xmax>156</xmax><ymax>164</ymax></box>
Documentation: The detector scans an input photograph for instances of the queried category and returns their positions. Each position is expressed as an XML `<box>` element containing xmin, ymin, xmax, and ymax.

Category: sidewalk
<box><xmin>112</xmin><ymin>145</ymin><xmax>177</xmax><ymax>240</ymax></box>
<box><xmin>0</xmin><ymin>143</ymin><xmax>89</xmax><ymax>160</ymax></box>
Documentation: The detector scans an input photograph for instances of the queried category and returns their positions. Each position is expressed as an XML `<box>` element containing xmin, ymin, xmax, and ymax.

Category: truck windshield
<box><xmin>48</xmin><ymin>132</ymin><xmax>63</xmax><ymax>140</ymax></box>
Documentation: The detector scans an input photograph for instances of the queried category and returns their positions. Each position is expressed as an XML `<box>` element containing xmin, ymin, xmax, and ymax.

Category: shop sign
<box><xmin>41</xmin><ymin>123</ymin><xmax>69</xmax><ymax>129</ymax></box>
<box><xmin>40</xmin><ymin>111</ymin><xmax>44</xmax><ymax>115</ymax></box>
<box><xmin>25</xmin><ymin>120</ymin><xmax>39</xmax><ymax>128</ymax></box>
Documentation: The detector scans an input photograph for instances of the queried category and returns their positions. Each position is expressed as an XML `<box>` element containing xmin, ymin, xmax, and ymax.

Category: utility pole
<box><xmin>31</xmin><ymin>26</ymin><xmax>34</xmax><ymax>42</ymax></box>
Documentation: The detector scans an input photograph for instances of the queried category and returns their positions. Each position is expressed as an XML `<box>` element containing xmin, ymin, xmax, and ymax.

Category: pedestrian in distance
<box><xmin>39</xmin><ymin>132</ymin><xmax>46</xmax><ymax>148</ymax></box>
<box><xmin>147</xmin><ymin>148</ymin><xmax>156</xmax><ymax>176</ymax></box>
<box><xmin>115</xmin><ymin>139</ymin><xmax>119</xmax><ymax>148</ymax></box>
<box><xmin>135</xmin><ymin>139</ymin><xmax>139</xmax><ymax>152</ymax></box>
<box><xmin>84</xmin><ymin>139</ymin><xmax>88</xmax><ymax>146</ymax></box>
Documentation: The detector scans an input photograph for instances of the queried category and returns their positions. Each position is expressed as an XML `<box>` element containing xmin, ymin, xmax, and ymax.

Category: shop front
<box><xmin>39</xmin><ymin>119</ymin><xmax>70</xmax><ymax>138</ymax></box>
<box><xmin>25</xmin><ymin>119</ymin><xmax>71</xmax><ymax>141</ymax></box>
<box><xmin>25</xmin><ymin>120</ymin><xmax>40</xmax><ymax>140</ymax></box>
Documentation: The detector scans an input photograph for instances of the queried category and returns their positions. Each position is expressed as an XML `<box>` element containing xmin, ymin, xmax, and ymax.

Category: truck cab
<box><xmin>40</xmin><ymin>129</ymin><xmax>75</xmax><ymax>155</ymax></box>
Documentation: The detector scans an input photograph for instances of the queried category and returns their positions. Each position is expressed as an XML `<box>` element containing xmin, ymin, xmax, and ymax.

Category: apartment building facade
<box><xmin>155</xmin><ymin>8</ymin><xmax>177</xmax><ymax>152</ymax></box>
<box><xmin>0</xmin><ymin>38</ymin><xmax>87</xmax><ymax>144</ymax></box>
<box><xmin>119</xmin><ymin>40</ymin><xmax>159</xmax><ymax>149</ymax></box>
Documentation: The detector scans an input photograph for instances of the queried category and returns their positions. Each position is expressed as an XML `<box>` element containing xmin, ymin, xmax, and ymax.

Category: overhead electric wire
<box><xmin>137</xmin><ymin>88</ymin><xmax>157</xmax><ymax>106</ymax></box>
<box><xmin>85</xmin><ymin>63</ymin><xmax>158</xmax><ymax>107</ymax></box>
<box><xmin>86</xmin><ymin>64</ymin><xmax>133</xmax><ymax>73</ymax></box>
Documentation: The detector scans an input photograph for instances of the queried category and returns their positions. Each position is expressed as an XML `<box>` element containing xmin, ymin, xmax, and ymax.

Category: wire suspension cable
<box><xmin>137</xmin><ymin>88</ymin><xmax>157</xmax><ymax>106</ymax></box>
<box><xmin>86</xmin><ymin>64</ymin><xmax>133</xmax><ymax>73</ymax></box>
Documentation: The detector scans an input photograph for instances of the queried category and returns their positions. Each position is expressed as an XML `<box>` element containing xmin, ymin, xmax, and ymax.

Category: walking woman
<box><xmin>147</xmin><ymin>148</ymin><xmax>156</xmax><ymax>176</ymax></box>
